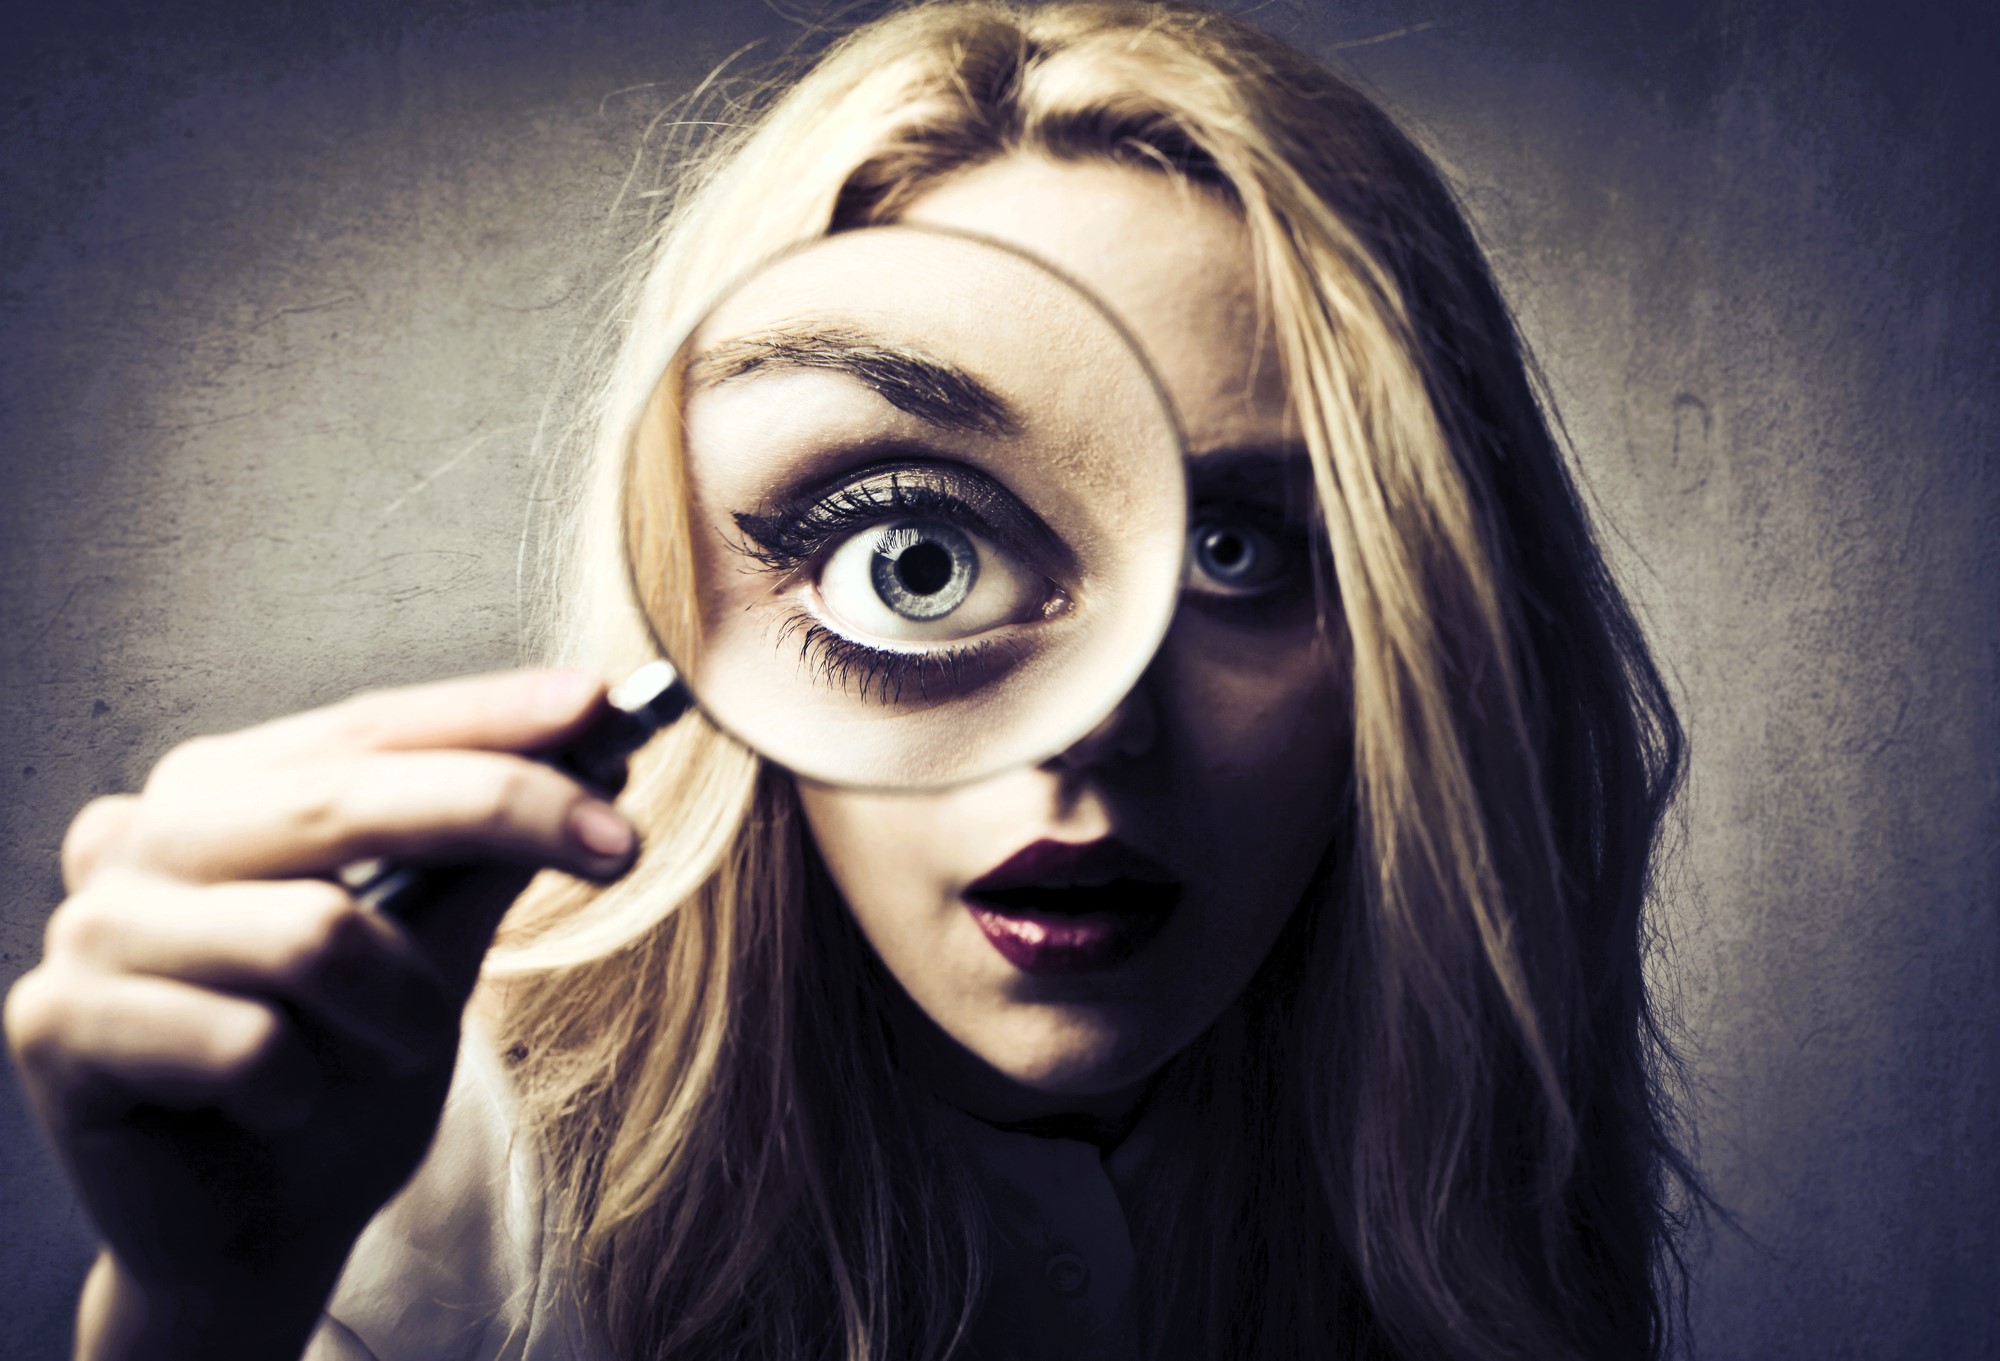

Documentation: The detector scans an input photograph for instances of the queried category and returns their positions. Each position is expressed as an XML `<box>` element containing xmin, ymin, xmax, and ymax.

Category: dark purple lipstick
<box><xmin>963</xmin><ymin>838</ymin><xmax>1181</xmax><ymax>975</ymax></box>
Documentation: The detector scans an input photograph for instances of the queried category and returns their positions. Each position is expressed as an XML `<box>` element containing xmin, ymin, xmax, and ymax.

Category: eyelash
<box><xmin>736</xmin><ymin>473</ymin><xmax>1009</xmax><ymax>703</ymax></box>
<box><xmin>732</xmin><ymin>475</ymin><xmax>987</xmax><ymax>575</ymax></box>
<box><xmin>774</xmin><ymin>612</ymin><xmax>1017</xmax><ymax>704</ymax></box>
<box><xmin>1188</xmin><ymin>504</ymin><xmax>1315</xmax><ymax>593</ymax></box>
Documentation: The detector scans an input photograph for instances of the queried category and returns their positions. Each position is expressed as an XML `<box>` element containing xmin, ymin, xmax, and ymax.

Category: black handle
<box><xmin>345</xmin><ymin>663</ymin><xmax>690</xmax><ymax>920</ymax></box>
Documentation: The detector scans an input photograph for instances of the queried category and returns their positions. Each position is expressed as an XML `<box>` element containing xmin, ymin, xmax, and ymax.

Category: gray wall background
<box><xmin>2</xmin><ymin>0</ymin><xmax>1993</xmax><ymax>1356</ymax></box>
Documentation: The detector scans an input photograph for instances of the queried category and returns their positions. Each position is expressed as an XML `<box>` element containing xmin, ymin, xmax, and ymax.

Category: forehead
<box><xmin>896</xmin><ymin>154</ymin><xmax>1292</xmax><ymax>454</ymax></box>
<box><xmin>674</xmin><ymin>227</ymin><xmax>1184</xmax><ymax>510</ymax></box>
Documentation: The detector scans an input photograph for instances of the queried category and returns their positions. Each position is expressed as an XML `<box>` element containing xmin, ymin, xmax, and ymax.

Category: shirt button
<box><xmin>1044</xmin><ymin>1251</ymin><xmax>1090</xmax><ymax>1296</ymax></box>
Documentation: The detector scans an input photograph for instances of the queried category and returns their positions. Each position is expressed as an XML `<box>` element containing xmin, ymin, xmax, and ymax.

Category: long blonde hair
<box><xmin>481</xmin><ymin>4</ymin><xmax>1696</xmax><ymax>1357</ymax></box>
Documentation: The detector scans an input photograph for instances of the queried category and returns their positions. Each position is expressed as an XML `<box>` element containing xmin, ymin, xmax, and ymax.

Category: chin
<box><xmin>970</xmin><ymin>1007</ymin><xmax>1165</xmax><ymax>1098</ymax></box>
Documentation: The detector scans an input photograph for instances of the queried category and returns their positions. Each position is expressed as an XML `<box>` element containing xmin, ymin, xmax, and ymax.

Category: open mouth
<box><xmin>962</xmin><ymin>839</ymin><xmax>1182</xmax><ymax>974</ymax></box>
<box><xmin>965</xmin><ymin>878</ymin><xmax>1182</xmax><ymax>918</ymax></box>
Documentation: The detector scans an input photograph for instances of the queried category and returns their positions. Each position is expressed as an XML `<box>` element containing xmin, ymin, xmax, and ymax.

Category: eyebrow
<box><xmin>686</xmin><ymin>324</ymin><xmax>1018</xmax><ymax>437</ymax></box>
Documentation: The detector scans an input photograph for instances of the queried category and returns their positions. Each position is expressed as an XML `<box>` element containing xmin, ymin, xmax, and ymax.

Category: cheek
<box><xmin>1154</xmin><ymin>617</ymin><xmax>1350</xmax><ymax>949</ymax></box>
<box><xmin>795</xmin><ymin>782</ymin><xmax>1015</xmax><ymax>993</ymax></box>
<box><xmin>796</xmin><ymin>786</ymin><xmax>947</xmax><ymax>924</ymax></box>
<box><xmin>796</xmin><ymin>787</ymin><xmax>963</xmax><ymax>1018</ymax></box>
<box><xmin>1166</xmin><ymin>617</ymin><xmax>1348</xmax><ymax>788</ymax></box>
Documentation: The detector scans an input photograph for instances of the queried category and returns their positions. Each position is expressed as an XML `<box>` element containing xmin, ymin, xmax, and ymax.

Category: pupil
<box><xmin>895</xmin><ymin>540</ymin><xmax>955</xmax><ymax>595</ymax></box>
<box><xmin>1205</xmin><ymin>530</ymin><xmax>1248</xmax><ymax>571</ymax></box>
<box><xmin>868</xmin><ymin>521</ymin><xmax>976</xmax><ymax>622</ymax></box>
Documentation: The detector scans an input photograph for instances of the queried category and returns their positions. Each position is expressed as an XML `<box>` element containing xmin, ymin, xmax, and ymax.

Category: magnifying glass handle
<box><xmin>343</xmin><ymin>662</ymin><xmax>690</xmax><ymax>920</ymax></box>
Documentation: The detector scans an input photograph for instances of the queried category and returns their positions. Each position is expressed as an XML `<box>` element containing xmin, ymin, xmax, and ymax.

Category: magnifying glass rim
<box><xmin>617</xmin><ymin>220</ymin><xmax>1192</xmax><ymax>792</ymax></box>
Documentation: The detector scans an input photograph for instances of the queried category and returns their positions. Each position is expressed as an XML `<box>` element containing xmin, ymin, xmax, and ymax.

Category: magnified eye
<box><xmin>1187</xmin><ymin>519</ymin><xmax>1291</xmax><ymax>598</ymax></box>
<box><xmin>727</xmin><ymin>460</ymin><xmax>1076</xmax><ymax>702</ymax></box>
<box><xmin>818</xmin><ymin>517</ymin><xmax>1047</xmax><ymax>643</ymax></box>
<box><xmin>869</xmin><ymin>522</ymin><xmax>977</xmax><ymax>621</ymax></box>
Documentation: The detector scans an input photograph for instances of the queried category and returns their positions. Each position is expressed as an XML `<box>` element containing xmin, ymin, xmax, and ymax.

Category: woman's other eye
<box><xmin>1185</xmin><ymin>518</ymin><xmax>1297</xmax><ymax>599</ymax></box>
<box><xmin>816</xmin><ymin>517</ymin><xmax>1049</xmax><ymax>642</ymax></box>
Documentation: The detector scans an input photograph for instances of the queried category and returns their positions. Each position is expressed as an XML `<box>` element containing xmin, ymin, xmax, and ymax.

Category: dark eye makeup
<box><xmin>771</xmin><ymin>614</ymin><xmax>1024</xmax><ymax>706</ymax></box>
<box><xmin>730</xmin><ymin>457</ymin><xmax>1068</xmax><ymax>577</ymax></box>
<box><xmin>1183</xmin><ymin>448</ymin><xmax>1322</xmax><ymax>617</ymax></box>
<box><xmin>721</xmin><ymin>447</ymin><xmax>1323</xmax><ymax>705</ymax></box>
<box><xmin>728</xmin><ymin>457</ymin><xmax>1069</xmax><ymax>705</ymax></box>
<box><xmin>1185</xmin><ymin>503</ymin><xmax>1314</xmax><ymax>605</ymax></box>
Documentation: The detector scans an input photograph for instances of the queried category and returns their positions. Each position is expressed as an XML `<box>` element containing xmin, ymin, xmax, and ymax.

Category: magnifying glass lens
<box><xmin>623</xmin><ymin>227</ymin><xmax>1186</xmax><ymax>790</ymax></box>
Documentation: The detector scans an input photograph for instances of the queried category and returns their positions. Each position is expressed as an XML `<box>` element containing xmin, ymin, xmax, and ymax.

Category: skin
<box><xmin>799</xmin><ymin>156</ymin><xmax>1350</xmax><ymax>1124</ymax></box>
<box><xmin>1</xmin><ymin>156</ymin><xmax>1350</xmax><ymax>1360</ymax></box>
<box><xmin>4</xmin><ymin>671</ymin><xmax>641</xmax><ymax>1360</ymax></box>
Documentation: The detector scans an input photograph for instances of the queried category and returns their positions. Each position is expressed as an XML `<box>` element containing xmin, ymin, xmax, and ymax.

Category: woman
<box><xmin>5</xmin><ymin>2</ymin><xmax>1698</xmax><ymax>1358</ymax></box>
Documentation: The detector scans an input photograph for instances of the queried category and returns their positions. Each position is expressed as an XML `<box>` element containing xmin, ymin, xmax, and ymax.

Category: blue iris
<box><xmin>870</xmin><ymin>521</ymin><xmax>979</xmax><ymax>621</ymax></box>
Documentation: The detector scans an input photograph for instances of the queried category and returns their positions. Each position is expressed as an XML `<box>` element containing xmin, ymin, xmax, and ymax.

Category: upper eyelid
<box><xmin>733</xmin><ymin>458</ymin><xmax>1072</xmax><ymax>573</ymax></box>
<box><xmin>1190</xmin><ymin>496</ymin><xmax>1309</xmax><ymax>527</ymax></box>
<box><xmin>1189</xmin><ymin>510</ymin><xmax>1313</xmax><ymax>561</ymax></box>
<box><xmin>732</xmin><ymin>478</ymin><xmax>987</xmax><ymax>570</ymax></box>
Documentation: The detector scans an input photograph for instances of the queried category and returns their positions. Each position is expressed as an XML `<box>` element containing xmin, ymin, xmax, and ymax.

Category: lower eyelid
<box><xmin>778</xmin><ymin>609</ymin><xmax>1015</xmax><ymax>705</ymax></box>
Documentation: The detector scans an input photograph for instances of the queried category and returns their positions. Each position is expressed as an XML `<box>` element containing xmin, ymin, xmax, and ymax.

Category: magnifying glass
<box><xmin>623</xmin><ymin>224</ymin><xmax>1188</xmax><ymax>790</ymax></box>
<box><xmin>355</xmin><ymin>227</ymin><xmax>1187</xmax><ymax>913</ymax></box>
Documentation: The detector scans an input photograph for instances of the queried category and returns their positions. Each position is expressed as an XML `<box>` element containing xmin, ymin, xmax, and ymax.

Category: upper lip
<box><xmin>965</xmin><ymin>837</ymin><xmax>1179</xmax><ymax>895</ymax></box>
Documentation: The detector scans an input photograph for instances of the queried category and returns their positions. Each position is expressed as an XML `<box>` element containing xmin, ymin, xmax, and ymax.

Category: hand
<box><xmin>4</xmin><ymin>670</ymin><xmax>639</xmax><ymax>1359</ymax></box>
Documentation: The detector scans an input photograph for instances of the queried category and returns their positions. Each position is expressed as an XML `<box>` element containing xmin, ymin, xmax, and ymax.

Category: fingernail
<box><xmin>567</xmin><ymin>798</ymin><xmax>636</xmax><ymax>867</ymax></box>
<box><xmin>536</xmin><ymin>669</ymin><xmax>599</xmax><ymax>722</ymax></box>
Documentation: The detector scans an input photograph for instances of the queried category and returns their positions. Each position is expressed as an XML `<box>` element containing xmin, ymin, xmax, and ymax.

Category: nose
<box><xmin>1042</xmin><ymin>672</ymin><xmax>1160</xmax><ymax>774</ymax></box>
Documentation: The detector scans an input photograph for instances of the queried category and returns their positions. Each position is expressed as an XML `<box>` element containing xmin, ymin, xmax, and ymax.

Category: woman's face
<box><xmin>798</xmin><ymin>156</ymin><xmax>1349</xmax><ymax>1121</ymax></box>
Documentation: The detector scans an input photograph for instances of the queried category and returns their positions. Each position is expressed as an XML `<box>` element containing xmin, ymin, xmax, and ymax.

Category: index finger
<box><xmin>245</xmin><ymin>669</ymin><xmax>612</xmax><ymax>762</ymax></box>
<box><xmin>62</xmin><ymin>795</ymin><xmax>140</xmax><ymax>894</ymax></box>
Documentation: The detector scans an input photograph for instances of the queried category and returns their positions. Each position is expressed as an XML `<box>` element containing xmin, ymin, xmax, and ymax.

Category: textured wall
<box><xmin>2</xmin><ymin>1</ymin><xmax>1993</xmax><ymax>1356</ymax></box>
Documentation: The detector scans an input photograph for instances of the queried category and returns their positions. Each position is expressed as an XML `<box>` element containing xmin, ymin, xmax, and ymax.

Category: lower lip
<box><xmin>964</xmin><ymin>897</ymin><xmax>1174</xmax><ymax>974</ymax></box>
